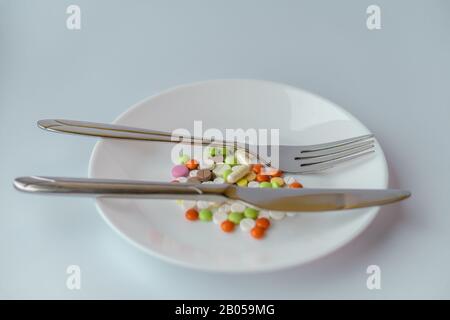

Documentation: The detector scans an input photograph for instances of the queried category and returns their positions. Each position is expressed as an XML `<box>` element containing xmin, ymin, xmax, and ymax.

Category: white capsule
<box><xmin>182</xmin><ymin>200</ymin><xmax>197</xmax><ymax>210</ymax></box>
<box><xmin>230</xmin><ymin>202</ymin><xmax>246</xmax><ymax>213</ymax></box>
<box><xmin>226</xmin><ymin>165</ymin><xmax>250</xmax><ymax>183</ymax></box>
<box><xmin>213</xmin><ymin>211</ymin><xmax>228</xmax><ymax>225</ymax></box>
<box><xmin>240</xmin><ymin>218</ymin><xmax>256</xmax><ymax>232</ymax></box>
<box><xmin>176</xmin><ymin>177</ymin><xmax>188</xmax><ymax>183</ymax></box>
<box><xmin>269</xmin><ymin>211</ymin><xmax>286</xmax><ymax>220</ymax></box>
<box><xmin>189</xmin><ymin>170</ymin><xmax>198</xmax><ymax>177</ymax></box>
<box><xmin>196</xmin><ymin>201</ymin><xmax>210</xmax><ymax>209</ymax></box>
<box><xmin>258</xmin><ymin>210</ymin><xmax>271</xmax><ymax>219</ymax></box>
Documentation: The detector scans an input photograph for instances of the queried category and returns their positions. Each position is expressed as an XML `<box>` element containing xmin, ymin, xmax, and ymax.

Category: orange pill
<box><xmin>262</xmin><ymin>168</ymin><xmax>282</xmax><ymax>177</ymax></box>
<box><xmin>185</xmin><ymin>159</ymin><xmax>199</xmax><ymax>170</ymax></box>
<box><xmin>252</xmin><ymin>164</ymin><xmax>263</xmax><ymax>174</ymax></box>
<box><xmin>255</xmin><ymin>217</ymin><xmax>271</xmax><ymax>229</ymax></box>
<box><xmin>289</xmin><ymin>182</ymin><xmax>303</xmax><ymax>188</ymax></box>
<box><xmin>185</xmin><ymin>208</ymin><xmax>199</xmax><ymax>221</ymax></box>
<box><xmin>251</xmin><ymin>226</ymin><xmax>266</xmax><ymax>239</ymax></box>
<box><xmin>256</xmin><ymin>174</ymin><xmax>270</xmax><ymax>182</ymax></box>
<box><xmin>221</xmin><ymin>220</ymin><xmax>235</xmax><ymax>233</ymax></box>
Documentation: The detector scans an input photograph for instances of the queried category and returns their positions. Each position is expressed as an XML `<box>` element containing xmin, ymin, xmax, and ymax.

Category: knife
<box><xmin>13</xmin><ymin>176</ymin><xmax>410</xmax><ymax>212</ymax></box>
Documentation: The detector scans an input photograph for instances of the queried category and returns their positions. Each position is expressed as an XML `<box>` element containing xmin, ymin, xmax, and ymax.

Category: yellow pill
<box><xmin>245</xmin><ymin>171</ymin><xmax>256</xmax><ymax>181</ymax></box>
<box><xmin>237</xmin><ymin>178</ymin><xmax>248</xmax><ymax>187</ymax></box>
<box><xmin>270</xmin><ymin>177</ymin><xmax>285</xmax><ymax>187</ymax></box>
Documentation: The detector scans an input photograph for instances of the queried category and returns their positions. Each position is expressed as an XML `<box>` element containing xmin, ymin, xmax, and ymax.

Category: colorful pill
<box><xmin>250</xmin><ymin>226</ymin><xmax>266</xmax><ymax>239</ymax></box>
<box><xmin>172</xmin><ymin>165</ymin><xmax>189</xmax><ymax>178</ymax></box>
<box><xmin>221</xmin><ymin>220</ymin><xmax>235</xmax><ymax>232</ymax></box>
<box><xmin>228</xmin><ymin>212</ymin><xmax>244</xmax><ymax>224</ymax></box>
<box><xmin>185</xmin><ymin>208</ymin><xmax>199</xmax><ymax>221</ymax></box>
<box><xmin>199</xmin><ymin>209</ymin><xmax>213</xmax><ymax>221</ymax></box>
<box><xmin>185</xmin><ymin>159</ymin><xmax>199</xmax><ymax>170</ymax></box>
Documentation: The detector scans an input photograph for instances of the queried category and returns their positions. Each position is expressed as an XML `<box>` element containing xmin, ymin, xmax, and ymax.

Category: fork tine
<box><xmin>299</xmin><ymin>150</ymin><xmax>375</xmax><ymax>173</ymax></box>
<box><xmin>297</xmin><ymin>139</ymin><xmax>375</xmax><ymax>158</ymax></box>
<box><xmin>301</xmin><ymin>134</ymin><xmax>374</xmax><ymax>152</ymax></box>
<box><xmin>298</xmin><ymin>143</ymin><xmax>374</xmax><ymax>165</ymax></box>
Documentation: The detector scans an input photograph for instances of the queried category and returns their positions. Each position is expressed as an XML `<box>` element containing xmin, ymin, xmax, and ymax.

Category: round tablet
<box><xmin>218</xmin><ymin>204</ymin><xmax>231</xmax><ymax>214</ymax></box>
<box><xmin>196</xmin><ymin>201</ymin><xmax>210</xmax><ymax>209</ymax></box>
<box><xmin>172</xmin><ymin>165</ymin><xmax>189</xmax><ymax>178</ymax></box>
<box><xmin>213</xmin><ymin>177</ymin><xmax>225</xmax><ymax>184</ymax></box>
<box><xmin>230</xmin><ymin>202</ymin><xmax>246</xmax><ymax>213</ymax></box>
<box><xmin>269</xmin><ymin>211</ymin><xmax>286</xmax><ymax>220</ymax></box>
<box><xmin>258</xmin><ymin>210</ymin><xmax>270</xmax><ymax>219</ymax></box>
<box><xmin>239</xmin><ymin>218</ymin><xmax>256</xmax><ymax>232</ymax></box>
<box><xmin>248</xmin><ymin>181</ymin><xmax>260</xmax><ymax>188</ymax></box>
<box><xmin>213</xmin><ymin>211</ymin><xmax>228</xmax><ymax>225</ymax></box>
<box><xmin>189</xmin><ymin>170</ymin><xmax>198</xmax><ymax>177</ymax></box>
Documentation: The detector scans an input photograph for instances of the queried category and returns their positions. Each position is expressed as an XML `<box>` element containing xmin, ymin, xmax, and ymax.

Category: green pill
<box><xmin>208</xmin><ymin>147</ymin><xmax>216</xmax><ymax>157</ymax></box>
<box><xmin>271</xmin><ymin>182</ymin><xmax>280</xmax><ymax>188</ymax></box>
<box><xmin>222</xmin><ymin>169</ymin><xmax>233</xmax><ymax>181</ymax></box>
<box><xmin>244</xmin><ymin>207</ymin><xmax>259</xmax><ymax>219</ymax></box>
<box><xmin>177</xmin><ymin>154</ymin><xmax>190</xmax><ymax>164</ymax></box>
<box><xmin>199</xmin><ymin>209</ymin><xmax>213</xmax><ymax>221</ymax></box>
<box><xmin>218</xmin><ymin>147</ymin><xmax>228</xmax><ymax>155</ymax></box>
<box><xmin>228</xmin><ymin>212</ymin><xmax>244</xmax><ymax>224</ymax></box>
<box><xmin>259</xmin><ymin>182</ymin><xmax>272</xmax><ymax>188</ymax></box>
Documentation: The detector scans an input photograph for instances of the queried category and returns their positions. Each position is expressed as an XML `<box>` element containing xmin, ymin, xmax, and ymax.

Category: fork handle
<box><xmin>13</xmin><ymin>176</ymin><xmax>228</xmax><ymax>201</ymax></box>
<box><xmin>37</xmin><ymin>119</ymin><xmax>235</xmax><ymax>147</ymax></box>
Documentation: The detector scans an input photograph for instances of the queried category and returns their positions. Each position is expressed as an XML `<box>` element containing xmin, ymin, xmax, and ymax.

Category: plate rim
<box><xmin>88</xmin><ymin>78</ymin><xmax>389</xmax><ymax>273</ymax></box>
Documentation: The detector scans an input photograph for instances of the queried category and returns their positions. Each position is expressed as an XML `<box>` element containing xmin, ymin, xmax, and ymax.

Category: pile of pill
<box><xmin>170</xmin><ymin>147</ymin><xmax>304</xmax><ymax>240</ymax></box>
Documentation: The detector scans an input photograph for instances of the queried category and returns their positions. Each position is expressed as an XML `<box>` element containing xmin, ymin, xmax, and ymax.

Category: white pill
<box><xmin>240</xmin><ymin>218</ymin><xmax>256</xmax><ymax>232</ymax></box>
<box><xmin>269</xmin><ymin>211</ymin><xmax>286</xmax><ymax>220</ymax></box>
<box><xmin>226</xmin><ymin>165</ymin><xmax>250</xmax><ymax>183</ymax></box>
<box><xmin>176</xmin><ymin>177</ymin><xmax>188</xmax><ymax>183</ymax></box>
<box><xmin>202</xmin><ymin>181</ymin><xmax>214</xmax><ymax>184</ymax></box>
<box><xmin>283</xmin><ymin>176</ymin><xmax>296</xmax><ymax>185</ymax></box>
<box><xmin>248</xmin><ymin>181</ymin><xmax>260</xmax><ymax>188</ymax></box>
<box><xmin>196</xmin><ymin>201</ymin><xmax>210</xmax><ymax>209</ymax></box>
<box><xmin>189</xmin><ymin>170</ymin><xmax>198</xmax><ymax>177</ymax></box>
<box><xmin>209</xmin><ymin>201</ymin><xmax>220</xmax><ymax>207</ymax></box>
<box><xmin>258</xmin><ymin>210</ymin><xmax>271</xmax><ymax>219</ymax></box>
<box><xmin>231</xmin><ymin>202</ymin><xmax>246</xmax><ymax>212</ymax></box>
<box><xmin>213</xmin><ymin>211</ymin><xmax>228</xmax><ymax>225</ymax></box>
<box><xmin>287</xmin><ymin>212</ymin><xmax>296</xmax><ymax>217</ymax></box>
<box><xmin>213</xmin><ymin>163</ymin><xmax>231</xmax><ymax>176</ymax></box>
<box><xmin>199</xmin><ymin>158</ymin><xmax>215</xmax><ymax>170</ymax></box>
<box><xmin>218</xmin><ymin>204</ymin><xmax>231</xmax><ymax>214</ymax></box>
<box><xmin>213</xmin><ymin>177</ymin><xmax>225</xmax><ymax>184</ymax></box>
<box><xmin>182</xmin><ymin>200</ymin><xmax>197</xmax><ymax>210</ymax></box>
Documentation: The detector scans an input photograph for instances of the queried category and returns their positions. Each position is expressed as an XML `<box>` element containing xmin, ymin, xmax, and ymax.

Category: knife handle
<box><xmin>13</xmin><ymin>176</ymin><xmax>227</xmax><ymax>201</ymax></box>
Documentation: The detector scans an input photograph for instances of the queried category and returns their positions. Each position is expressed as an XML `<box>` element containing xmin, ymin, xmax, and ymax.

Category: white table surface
<box><xmin>1</xmin><ymin>0</ymin><xmax>449</xmax><ymax>299</ymax></box>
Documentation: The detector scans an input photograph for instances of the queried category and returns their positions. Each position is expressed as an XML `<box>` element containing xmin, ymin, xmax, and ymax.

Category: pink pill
<box><xmin>172</xmin><ymin>165</ymin><xmax>189</xmax><ymax>178</ymax></box>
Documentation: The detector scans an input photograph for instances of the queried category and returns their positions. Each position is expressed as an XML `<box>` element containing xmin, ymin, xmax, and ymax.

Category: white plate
<box><xmin>88</xmin><ymin>79</ymin><xmax>388</xmax><ymax>273</ymax></box>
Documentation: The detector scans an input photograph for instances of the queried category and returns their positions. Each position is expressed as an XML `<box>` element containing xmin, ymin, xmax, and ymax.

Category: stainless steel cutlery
<box><xmin>14</xmin><ymin>176</ymin><xmax>410</xmax><ymax>212</ymax></box>
<box><xmin>37</xmin><ymin>119</ymin><xmax>375</xmax><ymax>173</ymax></box>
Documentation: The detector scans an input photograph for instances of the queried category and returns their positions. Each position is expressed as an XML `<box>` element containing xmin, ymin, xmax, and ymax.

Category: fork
<box><xmin>37</xmin><ymin>119</ymin><xmax>375</xmax><ymax>173</ymax></box>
